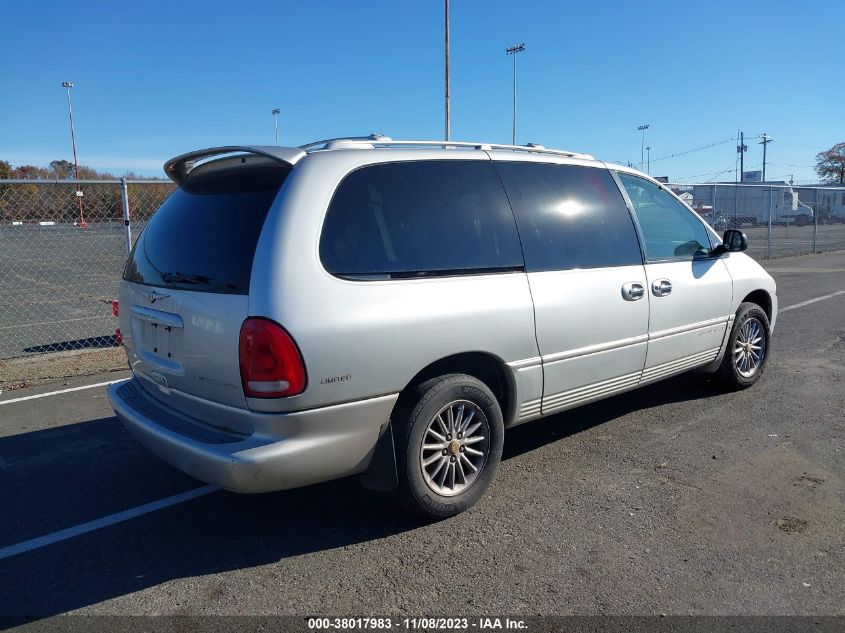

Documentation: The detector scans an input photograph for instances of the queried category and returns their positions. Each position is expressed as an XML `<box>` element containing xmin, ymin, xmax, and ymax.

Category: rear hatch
<box><xmin>120</xmin><ymin>155</ymin><xmax>293</xmax><ymax>432</ymax></box>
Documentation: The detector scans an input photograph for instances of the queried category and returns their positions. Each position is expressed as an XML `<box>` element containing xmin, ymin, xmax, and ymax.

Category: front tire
<box><xmin>396</xmin><ymin>374</ymin><xmax>504</xmax><ymax>518</ymax></box>
<box><xmin>716</xmin><ymin>302</ymin><xmax>771</xmax><ymax>390</ymax></box>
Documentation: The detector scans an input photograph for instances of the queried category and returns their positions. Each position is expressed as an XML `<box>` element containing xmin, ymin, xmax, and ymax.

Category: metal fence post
<box><xmin>713</xmin><ymin>183</ymin><xmax>717</xmax><ymax>226</ymax></box>
<box><xmin>766</xmin><ymin>186</ymin><xmax>773</xmax><ymax>260</ymax></box>
<box><xmin>813</xmin><ymin>187</ymin><xmax>818</xmax><ymax>254</ymax></box>
<box><xmin>0</xmin><ymin>178</ymin><xmax>175</xmax><ymax>360</ymax></box>
<box><xmin>120</xmin><ymin>177</ymin><xmax>131</xmax><ymax>256</ymax></box>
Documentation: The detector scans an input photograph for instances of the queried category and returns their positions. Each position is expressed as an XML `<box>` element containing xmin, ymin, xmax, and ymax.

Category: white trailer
<box><xmin>692</xmin><ymin>184</ymin><xmax>813</xmax><ymax>228</ymax></box>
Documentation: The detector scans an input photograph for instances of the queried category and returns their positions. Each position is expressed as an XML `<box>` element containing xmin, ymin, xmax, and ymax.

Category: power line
<box><xmin>673</xmin><ymin>162</ymin><xmax>750</xmax><ymax>181</ymax></box>
<box><xmin>647</xmin><ymin>134</ymin><xmax>768</xmax><ymax>167</ymax></box>
<box><xmin>649</xmin><ymin>137</ymin><xmax>737</xmax><ymax>164</ymax></box>
<box><xmin>704</xmin><ymin>163</ymin><xmax>741</xmax><ymax>182</ymax></box>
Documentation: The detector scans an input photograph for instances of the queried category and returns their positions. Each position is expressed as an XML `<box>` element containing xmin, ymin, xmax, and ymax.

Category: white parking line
<box><xmin>780</xmin><ymin>290</ymin><xmax>845</xmax><ymax>313</ymax></box>
<box><xmin>0</xmin><ymin>378</ymin><xmax>128</xmax><ymax>406</ymax></box>
<box><xmin>0</xmin><ymin>485</ymin><xmax>218</xmax><ymax>561</ymax></box>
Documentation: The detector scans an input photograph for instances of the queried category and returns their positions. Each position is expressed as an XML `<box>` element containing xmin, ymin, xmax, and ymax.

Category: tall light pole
<box><xmin>637</xmin><ymin>124</ymin><xmax>649</xmax><ymax>170</ymax></box>
<box><xmin>272</xmin><ymin>108</ymin><xmax>280</xmax><ymax>144</ymax></box>
<box><xmin>759</xmin><ymin>132</ymin><xmax>773</xmax><ymax>182</ymax></box>
<box><xmin>62</xmin><ymin>81</ymin><xmax>85</xmax><ymax>227</ymax></box>
<box><xmin>444</xmin><ymin>0</ymin><xmax>450</xmax><ymax>141</ymax></box>
<box><xmin>506</xmin><ymin>43</ymin><xmax>525</xmax><ymax>145</ymax></box>
<box><xmin>646</xmin><ymin>146</ymin><xmax>651</xmax><ymax>174</ymax></box>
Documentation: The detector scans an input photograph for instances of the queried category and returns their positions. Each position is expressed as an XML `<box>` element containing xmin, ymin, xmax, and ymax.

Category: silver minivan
<box><xmin>109</xmin><ymin>136</ymin><xmax>777</xmax><ymax>517</ymax></box>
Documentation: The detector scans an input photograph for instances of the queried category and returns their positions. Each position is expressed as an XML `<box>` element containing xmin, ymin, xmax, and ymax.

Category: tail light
<box><xmin>239</xmin><ymin>317</ymin><xmax>306</xmax><ymax>398</ymax></box>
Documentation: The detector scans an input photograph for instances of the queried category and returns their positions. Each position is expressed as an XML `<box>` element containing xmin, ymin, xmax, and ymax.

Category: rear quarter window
<box><xmin>319</xmin><ymin>160</ymin><xmax>524</xmax><ymax>278</ymax></box>
<box><xmin>124</xmin><ymin>164</ymin><xmax>289</xmax><ymax>294</ymax></box>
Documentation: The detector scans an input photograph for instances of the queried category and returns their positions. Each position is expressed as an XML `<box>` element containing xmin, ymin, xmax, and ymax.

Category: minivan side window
<box><xmin>320</xmin><ymin>161</ymin><xmax>524</xmax><ymax>278</ymax></box>
<box><xmin>616</xmin><ymin>172</ymin><xmax>712</xmax><ymax>261</ymax></box>
<box><xmin>493</xmin><ymin>162</ymin><xmax>642</xmax><ymax>272</ymax></box>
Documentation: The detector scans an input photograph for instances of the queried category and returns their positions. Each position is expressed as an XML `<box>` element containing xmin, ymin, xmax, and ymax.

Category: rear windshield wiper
<box><xmin>161</xmin><ymin>271</ymin><xmax>237</xmax><ymax>291</ymax></box>
<box><xmin>161</xmin><ymin>271</ymin><xmax>207</xmax><ymax>285</ymax></box>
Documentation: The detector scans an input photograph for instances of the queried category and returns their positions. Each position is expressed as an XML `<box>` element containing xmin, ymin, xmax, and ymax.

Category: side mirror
<box><xmin>723</xmin><ymin>229</ymin><xmax>748</xmax><ymax>252</ymax></box>
<box><xmin>710</xmin><ymin>229</ymin><xmax>748</xmax><ymax>256</ymax></box>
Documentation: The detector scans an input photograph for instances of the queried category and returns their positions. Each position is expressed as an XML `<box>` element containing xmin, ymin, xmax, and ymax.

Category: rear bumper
<box><xmin>108</xmin><ymin>378</ymin><xmax>397</xmax><ymax>493</ymax></box>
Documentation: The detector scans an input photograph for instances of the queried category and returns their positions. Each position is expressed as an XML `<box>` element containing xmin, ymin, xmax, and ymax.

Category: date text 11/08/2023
<box><xmin>307</xmin><ymin>617</ymin><xmax>528</xmax><ymax>631</ymax></box>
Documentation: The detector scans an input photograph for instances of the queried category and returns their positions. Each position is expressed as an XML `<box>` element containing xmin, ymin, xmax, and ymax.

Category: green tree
<box><xmin>815</xmin><ymin>142</ymin><xmax>845</xmax><ymax>184</ymax></box>
<box><xmin>49</xmin><ymin>159</ymin><xmax>75</xmax><ymax>179</ymax></box>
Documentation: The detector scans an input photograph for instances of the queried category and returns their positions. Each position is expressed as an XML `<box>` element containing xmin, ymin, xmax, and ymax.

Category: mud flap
<box><xmin>359</xmin><ymin>422</ymin><xmax>398</xmax><ymax>491</ymax></box>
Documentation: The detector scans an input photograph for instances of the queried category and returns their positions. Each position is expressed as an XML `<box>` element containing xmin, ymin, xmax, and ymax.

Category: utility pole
<box><xmin>646</xmin><ymin>146</ymin><xmax>651</xmax><ymax>174</ymax></box>
<box><xmin>506</xmin><ymin>43</ymin><xmax>525</xmax><ymax>145</ymax></box>
<box><xmin>272</xmin><ymin>108</ymin><xmax>280</xmax><ymax>144</ymax></box>
<box><xmin>737</xmin><ymin>130</ymin><xmax>747</xmax><ymax>182</ymax></box>
<box><xmin>62</xmin><ymin>81</ymin><xmax>86</xmax><ymax>227</ymax></box>
<box><xmin>445</xmin><ymin>0</ymin><xmax>450</xmax><ymax>141</ymax></box>
<box><xmin>759</xmin><ymin>133</ymin><xmax>773</xmax><ymax>182</ymax></box>
<box><xmin>637</xmin><ymin>124</ymin><xmax>649</xmax><ymax>170</ymax></box>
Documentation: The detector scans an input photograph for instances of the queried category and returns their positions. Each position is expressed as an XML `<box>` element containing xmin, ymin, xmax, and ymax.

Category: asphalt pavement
<box><xmin>1</xmin><ymin>252</ymin><xmax>843</xmax><ymax>621</ymax></box>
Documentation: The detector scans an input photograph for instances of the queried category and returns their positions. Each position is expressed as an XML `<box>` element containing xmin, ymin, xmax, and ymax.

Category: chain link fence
<box><xmin>1</xmin><ymin>179</ymin><xmax>844</xmax><ymax>360</ymax></box>
<box><xmin>667</xmin><ymin>182</ymin><xmax>845</xmax><ymax>260</ymax></box>
<box><xmin>0</xmin><ymin>179</ymin><xmax>174</xmax><ymax>359</ymax></box>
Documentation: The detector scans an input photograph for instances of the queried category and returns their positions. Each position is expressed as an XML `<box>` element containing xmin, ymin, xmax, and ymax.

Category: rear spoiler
<box><xmin>163</xmin><ymin>146</ymin><xmax>307</xmax><ymax>185</ymax></box>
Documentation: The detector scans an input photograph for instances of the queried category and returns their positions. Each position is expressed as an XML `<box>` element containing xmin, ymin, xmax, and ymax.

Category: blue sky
<box><xmin>1</xmin><ymin>0</ymin><xmax>841</xmax><ymax>182</ymax></box>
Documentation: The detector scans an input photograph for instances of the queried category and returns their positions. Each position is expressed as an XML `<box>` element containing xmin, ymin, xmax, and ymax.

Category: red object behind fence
<box><xmin>112</xmin><ymin>300</ymin><xmax>122</xmax><ymax>345</ymax></box>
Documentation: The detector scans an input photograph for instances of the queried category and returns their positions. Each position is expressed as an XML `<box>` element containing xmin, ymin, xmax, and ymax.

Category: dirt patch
<box><xmin>0</xmin><ymin>348</ymin><xmax>127</xmax><ymax>392</ymax></box>
<box><xmin>674</xmin><ymin>445</ymin><xmax>844</xmax><ymax>544</ymax></box>
<box><xmin>776</xmin><ymin>516</ymin><xmax>809</xmax><ymax>534</ymax></box>
<box><xmin>799</xmin><ymin>473</ymin><xmax>826</xmax><ymax>487</ymax></box>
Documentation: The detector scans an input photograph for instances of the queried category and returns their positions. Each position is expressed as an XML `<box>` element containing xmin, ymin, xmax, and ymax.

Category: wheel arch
<box><xmin>395</xmin><ymin>351</ymin><xmax>516</xmax><ymax>425</ymax></box>
<box><xmin>360</xmin><ymin>351</ymin><xmax>515</xmax><ymax>492</ymax></box>
<box><xmin>741</xmin><ymin>289</ymin><xmax>773</xmax><ymax>322</ymax></box>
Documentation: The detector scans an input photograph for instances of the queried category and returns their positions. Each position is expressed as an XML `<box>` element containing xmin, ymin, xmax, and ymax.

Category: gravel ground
<box><xmin>0</xmin><ymin>347</ymin><xmax>126</xmax><ymax>392</ymax></box>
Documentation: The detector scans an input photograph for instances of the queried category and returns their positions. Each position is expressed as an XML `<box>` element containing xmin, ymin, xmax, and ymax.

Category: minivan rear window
<box><xmin>320</xmin><ymin>161</ymin><xmax>524</xmax><ymax>278</ymax></box>
<box><xmin>124</xmin><ymin>164</ymin><xmax>289</xmax><ymax>294</ymax></box>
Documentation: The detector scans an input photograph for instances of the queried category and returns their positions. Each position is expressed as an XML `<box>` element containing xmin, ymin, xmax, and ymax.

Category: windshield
<box><xmin>123</xmin><ymin>164</ymin><xmax>290</xmax><ymax>294</ymax></box>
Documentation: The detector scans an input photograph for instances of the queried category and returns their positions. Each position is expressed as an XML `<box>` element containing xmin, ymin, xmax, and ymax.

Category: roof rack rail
<box><xmin>299</xmin><ymin>135</ymin><xmax>592</xmax><ymax>159</ymax></box>
<box><xmin>299</xmin><ymin>134</ymin><xmax>392</xmax><ymax>151</ymax></box>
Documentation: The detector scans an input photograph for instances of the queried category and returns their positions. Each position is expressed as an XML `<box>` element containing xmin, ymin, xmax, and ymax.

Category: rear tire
<box><xmin>716</xmin><ymin>302</ymin><xmax>771</xmax><ymax>390</ymax></box>
<box><xmin>395</xmin><ymin>374</ymin><xmax>504</xmax><ymax>518</ymax></box>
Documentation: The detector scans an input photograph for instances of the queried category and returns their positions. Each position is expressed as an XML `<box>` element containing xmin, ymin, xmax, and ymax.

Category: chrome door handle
<box><xmin>652</xmin><ymin>279</ymin><xmax>672</xmax><ymax>297</ymax></box>
<box><xmin>621</xmin><ymin>281</ymin><xmax>645</xmax><ymax>301</ymax></box>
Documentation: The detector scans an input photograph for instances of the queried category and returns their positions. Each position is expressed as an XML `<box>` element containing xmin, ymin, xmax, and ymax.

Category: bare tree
<box><xmin>815</xmin><ymin>142</ymin><xmax>845</xmax><ymax>184</ymax></box>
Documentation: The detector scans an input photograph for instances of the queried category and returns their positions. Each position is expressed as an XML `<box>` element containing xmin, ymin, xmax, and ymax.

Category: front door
<box><xmin>615</xmin><ymin>172</ymin><xmax>733</xmax><ymax>383</ymax></box>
